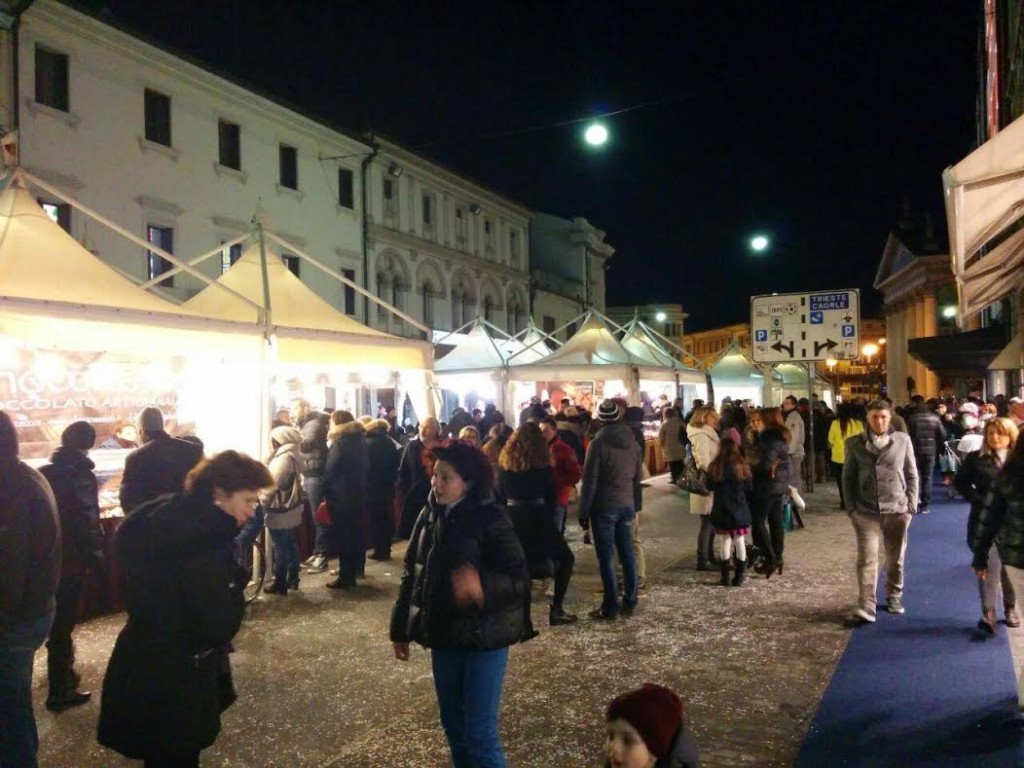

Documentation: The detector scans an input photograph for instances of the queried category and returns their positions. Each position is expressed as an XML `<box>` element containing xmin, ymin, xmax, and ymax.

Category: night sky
<box><xmin>78</xmin><ymin>1</ymin><xmax>980</xmax><ymax>330</ymax></box>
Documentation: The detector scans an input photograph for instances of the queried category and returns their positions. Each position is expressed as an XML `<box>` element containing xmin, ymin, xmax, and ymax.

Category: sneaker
<box><xmin>306</xmin><ymin>555</ymin><xmax>328</xmax><ymax>574</ymax></box>
<box><xmin>886</xmin><ymin>596</ymin><xmax>905</xmax><ymax>615</ymax></box>
<box><xmin>1006</xmin><ymin>608</ymin><xmax>1022</xmax><ymax>628</ymax></box>
<box><xmin>303</xmin><ymin>554</ymin><xmax>320</xmax><ymax>567</ymax></box>
<box><xmin>849</xmin><ymin>606</ymin><xmax>876</xmax><ymax>624</ymax></box>
<box><xmin>920</xmin><ymin>507</ymin><xmax>930</xmax><ymax>515</ymax></box>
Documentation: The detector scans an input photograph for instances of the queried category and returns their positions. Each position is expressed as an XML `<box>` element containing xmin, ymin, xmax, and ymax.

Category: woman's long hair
<box><xmin>758</xmin><ymin>407</ymin><xmax>791</xmax><ymax>445</ymax></box>
<box><xmin>708</xmin><ymin>437</ymin><xmax>751</xmax><ymax>482</ymax></box>
<box><xmin>980</xmin><ymin>417</ymin><xmax>1018</xmax><ymax>458</ymax></box>
<box><xmin>498</xmin><ymin>422</ymin><xmax>550</xmax><ymax>472</ymax></box>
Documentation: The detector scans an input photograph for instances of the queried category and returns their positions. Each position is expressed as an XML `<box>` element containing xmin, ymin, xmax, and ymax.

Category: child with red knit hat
<box><xmin>604</xmin><ymin>682</ymin><xmax>700</xmax><ymax>768</ymax></box>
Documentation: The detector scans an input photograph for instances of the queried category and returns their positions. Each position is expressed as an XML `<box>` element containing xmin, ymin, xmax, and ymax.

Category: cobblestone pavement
<box><xmin>34</xmin><ymin>476</ymin><xmax>991</xmax><ymax>767</ymax></box>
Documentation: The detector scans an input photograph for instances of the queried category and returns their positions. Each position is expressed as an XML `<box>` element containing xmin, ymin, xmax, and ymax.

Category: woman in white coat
<box><xmin>686</xmin><ymin>406</ymin><xmax>721</xmax><ymax>571</ymax></box>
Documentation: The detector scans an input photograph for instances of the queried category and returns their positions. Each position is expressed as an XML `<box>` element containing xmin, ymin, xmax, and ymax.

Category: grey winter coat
<box><xmin>842</xmin><ymin>430</ymin><xmax>919</xmax><ymax>515</ymax></box>
<box><xmin>578</xmin><ymin>421</ymin><xmax>643</xmax><ymax>523</ymax></box>
<box><xmin>260</xmin><ymin>442</ymin><xmax>304</xmax><ymax>530</ymax></box>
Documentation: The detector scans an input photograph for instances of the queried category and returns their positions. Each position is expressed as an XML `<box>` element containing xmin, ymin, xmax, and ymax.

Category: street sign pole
<box><xmin>806</xmin><ymin>360</ymin><xmax>814</xmax><ymax>493</ymax></box>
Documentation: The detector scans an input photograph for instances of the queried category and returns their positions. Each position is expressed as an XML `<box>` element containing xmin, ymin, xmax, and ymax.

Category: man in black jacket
<box><xmin>906</xmin><ymin>395</ymin><xmax>946</xmax><ymax>514</ymax></box>
<box><xmin>0</xmin><ymin>411</ymin><xmax>61</xmax><ymax>767</ymax></box>
<box><xmin>365</xmin><ymin>419</ymin><xmax>401</xmax><ymax>561</ymax></box>
<box><xmin>119</xmin><ymin>407</ymin><xmax>203</xmax><ymax>514</ymax></box>
<box><xmin>39</xmin><ymin>421</ymin><xmax>104</xmax><ymax>711</ymax></box>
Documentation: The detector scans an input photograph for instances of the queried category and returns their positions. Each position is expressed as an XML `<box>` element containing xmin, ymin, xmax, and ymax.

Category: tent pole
<box><xmin>256</xmin><ymin>219</ymin><xmax>273</xmax><ymax>336</ymax></box>
<box><xmin>806</xmin><ymin>361</ymin><xmax>814</xmax><ymax>493</ymax></box>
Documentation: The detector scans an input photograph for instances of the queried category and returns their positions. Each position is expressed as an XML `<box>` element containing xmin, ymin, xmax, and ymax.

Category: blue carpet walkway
<box><xmin>795</xmin><ymin>485</ymin><xmax>1024</xmax><ymax>767</ymax></box>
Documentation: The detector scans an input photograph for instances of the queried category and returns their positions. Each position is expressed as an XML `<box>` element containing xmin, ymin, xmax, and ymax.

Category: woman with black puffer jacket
<box><xmin>391</xmin><ymin>441</ymin><xmax>532</xmax><ymax>768</ymax></box>
<box><xmin>749</xmin><ymin>407</ymin><xmax>792</xmax><ymax>578</ymax></box>
<box><xmin>958</xmin><ymin>417</ymin><xmax>1019</xmax><ymax>633</ymax></box>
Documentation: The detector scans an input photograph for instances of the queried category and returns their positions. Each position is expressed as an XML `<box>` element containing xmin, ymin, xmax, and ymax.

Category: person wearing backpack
<box><xmin>261</xmin><ymin>426</ymin><xmax>305</xmax><ymax>595</ymax></box>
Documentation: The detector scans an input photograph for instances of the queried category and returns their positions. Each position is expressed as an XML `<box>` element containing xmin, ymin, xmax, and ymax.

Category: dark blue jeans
<box><xmin>268</xmin><ymin>527</ymin><xmax>300</xmax><ymax>585</ymax></box>
<box><xmin>431</xmin><ymin>646</ymin><xmax>509</xmax><ymax>768</ymax></box>
<box><xmin>592</xmin><ymin>505</ymin><xmax>638</xmax><ymax>614</ymax></box>
<box><xmin>0</xmin><ymin>611</ymin><xmax>54</xmax><ymax>768</ymax></box>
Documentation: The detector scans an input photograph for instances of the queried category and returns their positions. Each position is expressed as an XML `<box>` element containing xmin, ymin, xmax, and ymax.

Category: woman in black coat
<box><xmin>323</xmin><ymin>412</ymin><xmax>368</xmax><ymax>589</ymax></box>
<box><xmin>498</xmin><ymin>422</ymin><xmax>578</xmax><ymax>625</ymax></box>
<box><xmin>956</xmin><ymin>417</ymin><xmax>1019</xmax><ymax>633</ymax></box>
<box><xmin>749</xmin><ymin>408</ymin><xmax>792</xmax><ymax>578</ymax></box>
<box><xmin>390</xmin><ymin>441</ymin><xmax>531</xmax><ymax>768</ymax></box>
<box><xmin>98</xmin><ymin>451</ymin><xmax>273</xmax><ymax>768</ymax></box>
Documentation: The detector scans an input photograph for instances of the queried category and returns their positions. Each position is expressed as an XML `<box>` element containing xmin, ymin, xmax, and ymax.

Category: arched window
<box><xmin>452</xmin><ymin>287</ymin><xmax>464</xmax><ymax>328</ymax></box>
<box><xmin>483</xmin><ymin>295</ymin><xmax>493</xmax><ymax>322</ymax></box>
<box><xmin>391</xmin><ymin>275</ymin><xmax>402</xmax><ymax>308</ymax></box>
<box><xmin>422</xmin><ymin>283</ymin><xmax>434</xmax><ymax>326</ymax></box>
<box><xmin>507</xmin><ymin>301</ymin><xmax>522</xmax><ymax>334</ymax></box>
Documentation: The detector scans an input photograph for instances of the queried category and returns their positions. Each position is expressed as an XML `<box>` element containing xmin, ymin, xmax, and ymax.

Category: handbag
<box><xmin>679</xmin><ymin>454</ymin><xmax>709</xmax><ymax>496</ymax></box>
<box><xmin>314</xmin><ymin>499</ymin><xmax>332</xmax><ymax>525</ymax></box>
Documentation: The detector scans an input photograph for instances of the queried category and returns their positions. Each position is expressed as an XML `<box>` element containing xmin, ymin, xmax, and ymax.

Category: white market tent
<box><xmin>943</xmin><ymin>112</ymin><xmax>1024</xmax><ymax>320</ymax></box>
<box><xmin>706</xmin><ymin>342</ymin><xmax>782</xmax><ymax>406</ymax></box>
<box><xmin>181</xmin><ymin>234</ymin><xmax>435</xmax><ymax>424</ymax></box>
<box><xmin>505</xmin><ymin>310</ymin><xmax>705</xmax><ymax>406</ymax></box>
<box><xmin>0</xmin><ymin>175</ymin><xmax>265</xmax><ymax>458</ymax></box>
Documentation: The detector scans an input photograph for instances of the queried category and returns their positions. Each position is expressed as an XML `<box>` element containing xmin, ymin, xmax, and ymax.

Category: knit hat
<box><xmin>606</xmin><ymin>683</ymin><xmax>684</xmax><ymax>759</ymax></box>
<box><xmin>722</xmin><ymin>427</ymin><xmax>742</xmax><ymax>447</ymax></box>
<box><xmin>959</xmin><ymin>402</ymin><xmax>979</xmax><ymax>417</ymax></box>
<box><xmin>61</xmin><ymin>421</ymin><xmax>96</xmax><ymax>451</ymax></box>
<box><xmin>597</xmin><ymin>399</ymin><xmax>623</xmax><ymax>422</ymax></box>
<box><xmin>138</xmin><ymin>406</ymin><xmax>164</xmax><ymax>433</ymax></box>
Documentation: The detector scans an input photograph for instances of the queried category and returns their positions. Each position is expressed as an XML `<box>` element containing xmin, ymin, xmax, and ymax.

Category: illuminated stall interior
<box><xmin>706</xmin><ymin>341</ymin><xmax>782</xmax><ymax>406</ymax></box>
<box><xmin>773</xmin><ymin>362</ymin><xmax>835</xmax><ymax>408</ymax></box>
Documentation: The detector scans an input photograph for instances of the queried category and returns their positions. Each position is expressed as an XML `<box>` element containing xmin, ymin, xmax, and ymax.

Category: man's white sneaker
<box><xmin>887</xmin><ymin>596</ymin><xmax>905</xmax><ymax>615</ymax></box>
<box><xmin>850</xmin><ymin>607</ymin><xmax>876</xmax><ymax>624</ymax></box>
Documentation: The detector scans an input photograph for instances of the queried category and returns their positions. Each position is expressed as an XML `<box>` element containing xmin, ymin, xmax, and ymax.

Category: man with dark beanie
<box><xmin>39</xmin><ymin>421</ymin><xmax>104</xmax><ymax>711</ymax></box>
<box><xmin>119</xmin><ymin>406</ymin><xmax>203</xmax><ymax>513</ymax></box>
<box><xmin>0</xmin><ymin>411</ymin><xmax>61</xmax><ymax>767</ymax></box>
<box><xmin>605</xmin><ymin>682</ymin><xmax>700</xmax><ymax>768</ymax></box>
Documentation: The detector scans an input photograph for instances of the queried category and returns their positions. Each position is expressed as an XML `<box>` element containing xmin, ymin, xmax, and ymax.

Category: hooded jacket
<box><xmin>97</xmin><ymin>493</ymin><xmax>245</xmax><ymax>759</ymax></box>
<box><xmin>39</xmin><ymin>446</ymin><xmax>104</xmax><ymax>577</ymax></box>
<box><xmin>365</xmin><ymin>426</ymin><xmax>401</xmax><ymax>503</ymax></box>
<box><xmin>298</xmin><ymin>411</ymin><xmax>330</xmax><ymax>478</ymax></box>
<box><xmin>578</xmin><ymin>421</ymin><xmax>644</xmax><ymax>523</ymax></box>
<box><xmin>390</xmin><ymin>491</ymin><xmax>530</xmax><ymax>651</ymax></box>
<box><xmin>260</xmin><ymin>427</ymin><xmax>304</xmax><ymax>530</ymax></box>
<box><xmin>750</xmin><ymin>426</ymin><xmax>792</xmax><ymax>498</ymax></box>
<box><xmin>0</xmin><ymin>459</ymin><xmax>60</xmax><ymax>627</ymax></box>
<box><xmin>324</xmin><ymin>421</ymin><xmax>368</xmax><ymax>520</ymax></box>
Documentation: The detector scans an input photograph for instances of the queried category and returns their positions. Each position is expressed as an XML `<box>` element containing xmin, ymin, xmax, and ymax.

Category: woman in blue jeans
<box><xmin>260</xmin><ymin>426</ymin><xmax>305</xmax><ymax>594</ymax></box>
<box><xmin>391</xmin><ymin>442</ymin><xmax>532</xmax><ymax>768</ymax></box>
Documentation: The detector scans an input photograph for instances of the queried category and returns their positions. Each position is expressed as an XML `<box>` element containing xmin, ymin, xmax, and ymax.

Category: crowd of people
<box><xmin>4</xmin><ymin>387</ymin><xmax>1024</xmax><ymax>767</ymax></box>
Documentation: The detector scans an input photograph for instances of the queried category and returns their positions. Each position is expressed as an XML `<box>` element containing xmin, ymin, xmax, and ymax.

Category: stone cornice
<box><xmin>368</xmin><ymin>222</ymin><xmax>528</xmax><ymax>283</ymax></box>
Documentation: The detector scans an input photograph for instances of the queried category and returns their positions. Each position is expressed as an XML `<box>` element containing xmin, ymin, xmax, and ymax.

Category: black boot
<box><xmin>696</xmin><ymin>550</ymin><xmax>713</xmax><ymax>571</ymax></box>
<box><xmin>719</xmin><ymin>562</ymin><xmax>731</xmax><ymax>586</ymax></box>
<box><xmin>549</xmin><ymin>604</ymin><xmax>579</xmax><ymax>626</ymax></box>
<box><xmin>732</xmin><ymin>559</ymin><xmax>747</xmax><ymax>587</ymax></box>
<box><xmin>264</xmin><ymin>581</ymin><xmax>288</xmax><ymax>595</ymax></box>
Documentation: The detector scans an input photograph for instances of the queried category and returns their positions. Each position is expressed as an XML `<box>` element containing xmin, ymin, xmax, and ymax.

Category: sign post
<box><xmin>751</xmin><ymin>289</ymin><xmax>861</xmax><ymax>496</ymax></box>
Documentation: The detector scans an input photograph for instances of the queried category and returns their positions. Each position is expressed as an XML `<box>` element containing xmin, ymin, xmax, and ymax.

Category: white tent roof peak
<box><xmin>434</xmin><ymin>320</ymin><xmax>510</xmax><ymax>373</ymax></box>
<box><xmin>0</xmin><ymin>181</ymin><xmax>194</xmax><ymax>316</ymax></box>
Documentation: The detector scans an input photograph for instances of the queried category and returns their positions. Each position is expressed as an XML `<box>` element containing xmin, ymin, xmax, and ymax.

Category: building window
<box><xmin>484</xmin><ymin>219</ymin><xmax>494</xmax><ymax>251</ymax></box>
<box><xmin>279</xmin><ymin>144</ymin><xmax>298</xmax><ymax>190</ymax></box>
<box><xmin>220</xmin><ymin>242</ymin><xmax>242</xmax><ymax>274</ymax></box>
<box><xmin>39</xmin><ymin>200</ymin><xmax>71</xmax><ymax>233</ymax></box>
<box><xmin>282</xmin><ymin>254</ymin><xmax>300</xmax><ymax>277</ymax></box>
<box><xmin>508</xmin><ymin>302</ymin><xmax>522</xmax><ymax>334</ymax></box>
<box><xmin>144</xmin><ymin>89</ymin><xmax>172</xmax><ymax>147</ymax></box>
<box><xmin>338</xmin><ymin>168</ymin><xmax>354</xmax><ymax>209</ymax></box>
<box><xmin>383</xmin><ymin>178</ymin><xmax>396</xmax><ymax>216</ymax></box>
<box><xmin>341</xmin><ymin>268</ymin><xmax>356</xmax><ymax>315</ymax></box>
<box><xmin>483</xmin><ymin>296</ymin><xmax>493</xmax><ymax>322</ymax></box>
<box><xmin>509</xmin><ymin>229</ymin><xmax>520</xmax><ymax>264</ymax></box>
<box><xmin>391</xmin><ymin>275</ymin><xmax>402</xmax><ymax>308</ymax></box>
<box><xmin>543</xmin><ymin>315</ymin><xmax>556</xmax><ymax>335</ymax></box>
<box><xmin>422</xmin><ymin>285</ymin><xmax>434</xmax><ymax>326</ymax></box>
<box><xmin>218</xmin><ymin>120</ymin><xmax>241</xmax><ymax>170</ymax></box>
<box><xmin>455</xmin><ymin>206</ymin><xmax>466</xmax><ymax>243</ymax></box>
<box><xmin>422</xmin><ymin>194</ymin><xmax>432</xmax><ymax>226</ymax></box>
<box><xmin>35</xmin><ymin>46</ymin><xmax>69</xmax><ymax>112</ymax></box>
<box><xmin>146</xmin><ymin>224</ymin><xmax>174</xmax><ymax>287</ymax></box>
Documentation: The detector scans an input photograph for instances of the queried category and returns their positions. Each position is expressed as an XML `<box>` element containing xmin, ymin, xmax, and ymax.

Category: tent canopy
<box><xmin>506</xmin><ymin>311</ymin><xmax>692</xmax><ymax>382</ymax></box>
<box><xmin>435</xmin><ymin>320</ymin><xmax>514</xmax><ymax>374</ymax></box>
<box><xmin>183</xmin><ymin>238</ymin><xmax>430</xmax><ymax>369</ymax></box>
<box><xmin>943</xmin><ymin>112</ymin><xmax>1024</xmax><ymax>318</ymax></box>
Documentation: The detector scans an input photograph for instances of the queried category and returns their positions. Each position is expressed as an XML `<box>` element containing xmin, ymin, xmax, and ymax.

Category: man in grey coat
<box><xmin>843</xmin><ymin>399</ymin><xmax>920</xmax><ymax>624</ymax></box>
<box><xmin>578</xmin><ymin>399</ymin><xmax>644</xmax><ymax>621</ymax></box>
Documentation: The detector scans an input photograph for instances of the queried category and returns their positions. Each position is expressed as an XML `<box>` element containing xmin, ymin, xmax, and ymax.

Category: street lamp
<box><xmin>750</xmin><ymin>234</ymin><xmax>770</xmax><ymax>253</ymax></box>
<box><xmin>655</xmin><ymin>311</ymin><xmax>667</xmax><ymax>322</ymax></box>
<box><xmin>826</xmin><ymin>356</ymin><xmax>839</xmax><ymax>401</ymax></box>
<box><xmin>941</xmin><ymin>305</ymin><xmax>957</xmax><ymax>320</ymax></box>
<box><xmin>583</xmin><ymin>123</ymin><xmax>609</xmax><ymax>147</ymax></box>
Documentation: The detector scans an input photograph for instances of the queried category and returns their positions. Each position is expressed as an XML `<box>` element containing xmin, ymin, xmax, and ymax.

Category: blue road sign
<box><xmin>842</xmin><ymin>324</ymin><xmax>855</xmax><ymax>337</ymax></box>
<box><xmin>755</xmin><ymin>329</ymin><xmax>768</xmax><ymax>342</ymax></box>
<box><xmin>809</xmin><ymin>311</ymin><xmax>824</xmax><ymax>324</ymax></box>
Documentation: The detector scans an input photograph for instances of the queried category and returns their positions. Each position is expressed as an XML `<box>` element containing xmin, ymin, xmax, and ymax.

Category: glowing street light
<box><xmin>941</xmin><ymin>305</ymin><xmax>957</xmax><ymax>319</ymax></box>
<box><xmin>862</xmin><ymin>343</ymin><xmax>879</xmax><ymax>359</ymax></box>
<box><xmin>583</xmin><ymin>123</ymin><xmax>609</xmax><ymax>147</ymax></box>
<box><xmin>750</xmin><ymin>234</ymin><xmax>770</xmax><ymax>252</ymax></box>
<box><xmin>655</xmin><ymin>311</ymin><xmax>667</xmax><ymax>322</ymax></box>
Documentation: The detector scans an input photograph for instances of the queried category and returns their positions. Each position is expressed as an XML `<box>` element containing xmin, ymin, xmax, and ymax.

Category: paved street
<box><xmin>34</xmin><ymin>476</ymin><xmax>1004</xmax><ymax>767</ymax></box>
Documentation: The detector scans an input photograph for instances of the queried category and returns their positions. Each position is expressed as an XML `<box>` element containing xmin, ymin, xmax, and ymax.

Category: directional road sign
<box><xmin>750</xmin><ymin>289</ymin><xmax>860</xmax><ymax>363</ymax></box>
